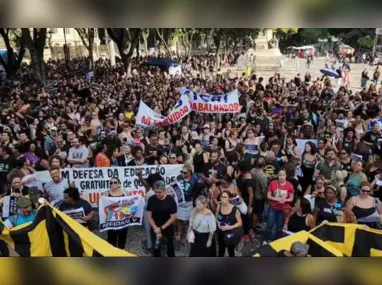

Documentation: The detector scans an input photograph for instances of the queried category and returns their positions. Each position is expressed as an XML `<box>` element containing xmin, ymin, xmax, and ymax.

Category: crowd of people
<box><xmin>1</xmin><ymin>51</ymin><xmax>382</xmax><ymax>257</ymax></box>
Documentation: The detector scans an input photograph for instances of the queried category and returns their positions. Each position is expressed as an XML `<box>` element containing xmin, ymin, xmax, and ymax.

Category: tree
<box><xmin>328</xmin><ymin>28</ymin><xmax>375</xmax><ymax>50</ymax></box>
<box><xmin>298</xmin><ymin>28</ymin><xmax>329</xmax><ymax>44</ymax></box>
<box><xmin>358</xmin><ymin>35</ymin><xmax>374</xmax><ymax>51</ymax></box>
<box><xmin>155</xmin><ymin>28</ymin><xmax>174</xmax><ymax>57</ymax></box>
<box><xmin>0</xmin><ymin>28</ymin><xmax>27</xmax><ymax>78</ymax></box>
<box><xmin>106</xmin><ymin>28</ymin><xmax>141</xmax><ymax>73</ymax></box>
<box><xmin>141</xmin><ymin>28</ymin><xmax>150</xmax><ymax>54</ymax></box>
<box><xmin>22</xmin><ymin>28</ymin><xmax>47</xmax><ymax>84</ymax></box>
<box><xmin>75</xmin><ymin>28</ymin><xmax>95</xmax><ymax>70</ymax></box>
<box><xmin>272</xmin><ymin>28</ymin><xmax>299</xmax><ymax>50</ymax></box>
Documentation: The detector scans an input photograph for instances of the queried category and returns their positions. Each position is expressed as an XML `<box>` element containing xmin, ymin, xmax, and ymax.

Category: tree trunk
<box><xmin>156</xmin><ymin>28</ymin><xmax>172</xmax><ymax>58</ymax></box>
<box><xmin>30</xmin><ymin>48</ymin><xmax>46</xmax><ymax>84</ymax></box>
<box><xmin>22</xmin><ymin>28</ymin><xmax>47</xmax><ymax>85</ymax></box>
<box><xmin>136</xmin><ymin>40</ymin><xmax>140</xmax><ymax>59</ymax></box>
<box><xmin>0</xmin><ymin>28</ymin><xmax>26</xmax><ymax>78</ymax></box>
<box><xmin>143</xmin><ymin>36</ymin><xmax>148</xmax><ymax>54</ymax></box>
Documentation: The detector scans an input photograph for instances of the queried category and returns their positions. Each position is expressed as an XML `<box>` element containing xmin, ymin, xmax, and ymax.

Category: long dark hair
<box><xmin>298</xmin><ymin>197</ymin><xmax>312</xmax><ymax>215</ymax></box>
<box><xmin>302</xmin><ymin>141</ymin><xmax>317</xmax><ymax>156</ymax></box>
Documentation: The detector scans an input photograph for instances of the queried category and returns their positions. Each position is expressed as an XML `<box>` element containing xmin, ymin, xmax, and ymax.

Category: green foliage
<box><xmin>357</xmin><ymin>35</ymin><xmax>374</xmax><ymax>50</ymax></box>
<box><xmin>299</xmin><ymin>28</ymin><xmax>329</xmax><ymax>44</ymax></box>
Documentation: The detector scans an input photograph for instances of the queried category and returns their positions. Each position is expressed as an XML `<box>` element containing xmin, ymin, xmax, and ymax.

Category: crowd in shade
<box><xmin>0</xmin><ymin>52</ymin><xmax>382</xmax><ymax>257</ymax></box>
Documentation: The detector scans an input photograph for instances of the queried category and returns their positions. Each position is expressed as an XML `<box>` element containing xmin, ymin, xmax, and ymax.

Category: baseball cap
<box><xmin>290</xmin><ymin>242</ymin><xmax>310</xmax><ymax>256</ymax></box>
<box><xmin>153</xmin><ymin>180</ymin><xmax>166</xmax><ymax>190</ymax></box>
<box><xmin>50</xmin><ymin>126</ymin><xmax>58</xmax><ymax>131</ymax></box>
<box><xmin>17</xmin><ymin>197</ymin><xmax>32</xmax><ymax>208</ymax></box>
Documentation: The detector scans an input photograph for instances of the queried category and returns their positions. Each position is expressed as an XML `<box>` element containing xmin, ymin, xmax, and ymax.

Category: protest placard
<box><xmin>98</xmin><ymin>195</ymin><xmax>145</xmax><ymax>232</ymax></box>
<box><xmin>62</xmin><ymin>208</ymin><xmax>86</xmax><ymax>224</ymax></box>
<box><xmin>167</xmin><ymin>182</ymin><xmax>185</xmax><ymax>205</ymax></box>
<box><xmin>2</xmin><ymin>196</ymin><xmax>18</xmax><ymax>219</ymax></box>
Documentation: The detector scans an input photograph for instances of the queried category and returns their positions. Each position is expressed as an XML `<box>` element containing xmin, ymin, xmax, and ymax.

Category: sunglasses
<box><xmin>110</xmin><ymin>181</ymin><xmax>119</xmax><ymax>185</ymax></box>
<box><xmin>169</xmin><ymin>156</ymin><xmax>177</xmax><ymax>159</ymax></box>
<box><xmin>180</xmin><ymin>171</ymin><xmax>188</xmax><ymax>174</ymax></box>
<box><xmin>361</xmin><ymin>189</ymin><xmax>371</xmax><ymax>193</ymax></box>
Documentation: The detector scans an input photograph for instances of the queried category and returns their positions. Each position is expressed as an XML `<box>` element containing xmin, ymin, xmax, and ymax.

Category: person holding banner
<box><xmin>59</xmin><ymin>187</ymin><xmax>95</xmax><ymax>229</ymax></box>
<box><xmin>43</xmin><ymin>166</ymin><xmax>69</xmax><ymax>209</ymax></box>
<box><xmin>146</xmin><ymin>180</ymin><xmax>177</xmax><ymax>257</ymax></box>
<box><xmin>103</xmin><ymin>177</ymin><xmax>129</xmax><ymax>249</ymax></box>
<box><xmin>4</xmin><ymin>197</ymin><xmax>35</xmax><ymax>229</ymax></box>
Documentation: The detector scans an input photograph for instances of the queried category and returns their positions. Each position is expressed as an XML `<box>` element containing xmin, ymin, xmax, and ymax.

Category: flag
<box><xmin>0</xmin><ymin>205</ymin><xmax>134</xmax><ymax>257</ymax></box>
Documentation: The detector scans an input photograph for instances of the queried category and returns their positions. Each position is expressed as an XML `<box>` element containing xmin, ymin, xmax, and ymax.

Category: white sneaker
<box><xmin>262</xmin><ymin>241</ymin><xmax>268</xmax><ymax>246</ymax></box>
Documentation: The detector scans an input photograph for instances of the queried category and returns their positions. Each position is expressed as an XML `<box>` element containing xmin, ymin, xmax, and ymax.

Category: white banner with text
<box><xmin>34</xmin><ymin>165</ymin><xmax>183</xmax><ymax>207</ymax></box>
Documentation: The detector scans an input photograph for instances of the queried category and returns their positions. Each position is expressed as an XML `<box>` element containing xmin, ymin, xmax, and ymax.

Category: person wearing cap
<box><xmin>146</xmin><ymin>180</ymin><xmax>177</xmax><ymax>257</ymax></box>
<box><xmin>4</xmin><ymin>197</ymin><xmax>35</xmax><ymax>229</ymax></box>
<box><xmin>313</xmin><ymin>184</ymin><xmax>341</xmax><ymax>225</ymax></box>
<box><xmin>43</xmin><ymin>126</ymin><xmax>58</xmax><ymax>157</ymax></box>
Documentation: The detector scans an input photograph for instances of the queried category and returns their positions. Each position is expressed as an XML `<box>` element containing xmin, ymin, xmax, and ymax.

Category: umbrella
<box><xmin>144</xmin><ymin>58</ymin><xmax>178</xmax><ymax>68</ymax></box>
<box><xmin>320</xmin><ymin>68</ymin><xmax>341</xmax><ymax>78</ymax></box>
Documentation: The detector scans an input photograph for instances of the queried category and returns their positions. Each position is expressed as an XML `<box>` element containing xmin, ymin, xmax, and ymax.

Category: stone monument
<box><xmin>253</xmin><ymin>29</ymin><xmax>284</xmax><ymax>71</ymax></box>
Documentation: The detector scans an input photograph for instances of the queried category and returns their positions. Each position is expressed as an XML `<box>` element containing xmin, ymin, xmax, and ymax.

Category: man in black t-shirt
<box><xmin>363</xmin><ymin>121</ymin><xmax>381</xmax><ymax>148</ymax></box>
<box><xmin>59</xmin><ymin>187</ymin><xmax>95</xmax><ymax>229</ymax></box>
<box><xmin>202</xmin><ymin>150</ymin><xmax>226</xmax><ymax>185</ymax></box>
<box><xmin>146</xmin><ymin>180</ymin><xmax>177</xmax><ymax>257</ymax></box>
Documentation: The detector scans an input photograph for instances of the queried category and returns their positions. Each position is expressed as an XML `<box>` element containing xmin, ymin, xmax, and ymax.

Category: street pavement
<box><xmin>229</xmin><ymin>57</ymin><xmax>377</xmax><ymax>91</ymax></box>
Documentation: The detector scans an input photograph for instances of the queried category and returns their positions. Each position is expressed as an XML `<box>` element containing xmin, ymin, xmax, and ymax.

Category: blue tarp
<box><xmin>145</xmin><ymin>58</ymin><xmax>178</xmax><ymax>68</ymax></box>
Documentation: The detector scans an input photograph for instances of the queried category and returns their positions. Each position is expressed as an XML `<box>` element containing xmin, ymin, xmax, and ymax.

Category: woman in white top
<box><xmin>187</xmin><ymin>195</ymin><xmax>217</xmax><ymax>257</ymax></box>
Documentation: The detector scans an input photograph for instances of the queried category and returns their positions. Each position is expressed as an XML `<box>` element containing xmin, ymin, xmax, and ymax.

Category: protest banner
<box><xmin>2</xmin><ymin>196</ymin><xmax>18</xmax><ymax>219</ymax></box>
<box><xmin>62</xmin><ymin>208</ymin><xmax>86</xmax><ymax>224</ymax></box>
<box><xmin>167</xmin><ymin>181</ymin><xmax>185</xmax><ymax>205</ymax></box>
<box><xmin>180</xmin><ymin>87</ymin><xmax>240</xmax><ymax>113</ymax></box>
<box><xmin>98</xmin><ymin>195</ymin><xmax>145</xmax><ymax>232</ymax></box>
<box><xmin>34</xmin><ymin>165</ymin><xmax>183</xmax><ymax>207</ymax></box>
<box><xmin>136</xmin><ymin>95</ymin><xmax>191</xmax><ymax>126</ymax></box>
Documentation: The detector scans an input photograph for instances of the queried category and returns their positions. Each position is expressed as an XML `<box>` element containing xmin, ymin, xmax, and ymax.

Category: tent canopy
<box><xmin>144</xmin><ymin>58</ymin><xmax>179</xmax><ymax>68</ymax></box>
<box><xmin>288</xmin><ymin>45</ymin><xmax>315</xmax><ymax>50</ymax></box>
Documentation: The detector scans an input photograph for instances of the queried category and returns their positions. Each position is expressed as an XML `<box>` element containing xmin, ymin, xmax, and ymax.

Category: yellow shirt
<box><xmin>124</xmin><ymin>112</ymin><xmax>134</xmax><ymax>119</ymax></box>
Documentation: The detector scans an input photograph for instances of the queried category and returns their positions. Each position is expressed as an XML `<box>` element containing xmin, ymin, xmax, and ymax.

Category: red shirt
<box><xmin>268</xmin><ymin>180</ymin><xmax>294</xmax><ymax>211</ymax></box>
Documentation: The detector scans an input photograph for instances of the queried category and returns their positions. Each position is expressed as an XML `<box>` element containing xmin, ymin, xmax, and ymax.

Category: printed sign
<box><xmin>63</xmin><ymin>208</ymin><xmax>85</xmax><ymax>224</ymax></box>
<box><xmin>136</xmin><ymin>95</ymin><xmax>191</xmax><ymax>126</ymax></box>
<box><xmin>98</xmin><ymin>195</ymin><xmax>145</xmax><ymax>232</ymax></box>
<box><xmin>180</xmin><ymin>87</ymin><xmax>240</xmax><ymax>113</ymax></box>
<box><xmin>167</xmin><ymin>182</ymin><xmax>185</xmax><ymax>205</ymax></box>
<box><xmin>34</xmin><ymin>165</ymin><xmax>183</xmax><ymax>207</ymax></box>
<box><xmin>2</xmin><ymin>196</ymin><xmax>18</xmax><ymax>219</ymax></box>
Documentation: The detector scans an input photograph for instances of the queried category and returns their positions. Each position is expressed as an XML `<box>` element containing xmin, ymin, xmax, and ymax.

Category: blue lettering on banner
<box><xmin>174</xmin><ymin>98</ymin><xmax>183</xmax><ymax>109</ymax></box>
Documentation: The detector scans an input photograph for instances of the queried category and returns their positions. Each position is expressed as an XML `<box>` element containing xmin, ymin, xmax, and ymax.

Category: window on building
<box><xmin>51</xmin><ymin>28</ymin><xmax>58</xmax><ymax>33</ymax></box>
<box><xmin>65</xmin><ymin>28</ymin><xmax>71</xmax><ymax>34</ymax></box>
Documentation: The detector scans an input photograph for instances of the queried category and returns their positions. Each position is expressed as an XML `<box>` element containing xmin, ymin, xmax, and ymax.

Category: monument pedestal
<box><xmin>253</xmin><ymin>29</ymin><xmax>284</xmax><ymax>71</ymax></box>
